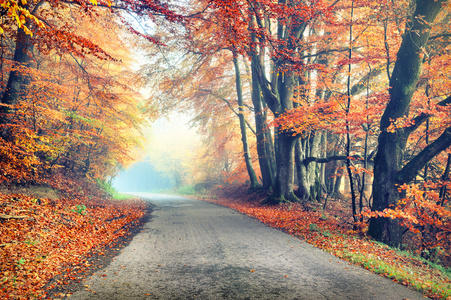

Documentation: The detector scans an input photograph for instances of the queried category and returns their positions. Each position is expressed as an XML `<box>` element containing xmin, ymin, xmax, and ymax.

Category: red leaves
<box><xmin>207</xmin><ymin>184</ymin><xmax>451</xmax><ymax>299</ymax></box>
<box><xmin>364</xmin><ymin>182</ymin><xmax>451</xmax><ymax>256</ymax></box>
<box><xmin>0</xmin><ymin>179</ymin><xmax>147</xmax><ymax>299</ymax></box>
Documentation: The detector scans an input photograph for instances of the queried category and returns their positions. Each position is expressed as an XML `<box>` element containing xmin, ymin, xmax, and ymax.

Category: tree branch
<box><xmin>405</xmin><ymin>94</ymin><xmax>451</xmax><ymax>135</ymax></box>
<box><xmin>429</xmin><ymin>33</ymin><xmax>451</xmax><ymax>41</ymax></box>
<box><xmin>198</xmin><ymin>89</ymin><xmax>256</xmax><ymax>135</ymax></box>
<box><xmin>350</xmin><ymin>64</ymin><xmax>384</xmax><ymax>96</ymax></box>
<box><xmin>303</xmin><ymin>154</ymin><xmax>373</xmax><ymax>166</ymax></box>
<box><xmin>0</xmin><ymin>214</ymin><xmax>34</xmax><ymax>221</ymax></box>
<box><xmin>396</xmin><ymin>126</ymin><xmax>451</xmax><ymax>184</ymax></box>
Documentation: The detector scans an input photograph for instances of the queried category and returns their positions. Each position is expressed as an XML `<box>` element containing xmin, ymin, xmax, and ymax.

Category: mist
<box><xmin>112</xmin><ymin>112</ymin><xmax>201</xmax><ymax>193</ymax></box>
<box><xmin>111</xmin><ymin>161</ymin><xmax>173</xmax><ymax>193</ymax></box>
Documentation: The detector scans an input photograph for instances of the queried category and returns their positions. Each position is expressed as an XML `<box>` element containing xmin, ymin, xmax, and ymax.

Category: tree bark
<box><xmin>251</xmin><ymin>61</ymin><xmax>275</xmax><ymax>189</ymax></box>
<box><xmin>233</xmin><ymin>53</ymin><xmax>259</xmax><ymax>189</ymax></box>
<box><xmin>368</xmin><ymin>0</ymin><xmax>446</xmax><ymax>247</ymax></box>
<box><xmin>249</xmin><ymin>22</ymin><xmax>275</xmax><ymax>189</ymax></box>
<box><xmin>295</xmin><ymin>132</ymin><xmax>323</xmax><ymax>201</ymax></box>
<box><xmin>295</xmin><ymin>138</ymin><xmax>310</xmax><ymax>200</ymax></box>
<box><xmin>271</xmin><ymin>131</ymin><xmax>298</xmax><ymax>202</ymax></box>
<box><xmin>1</xmin><ymin>28</ymin><xmax>31</xmax><ymax>127</ymax></box>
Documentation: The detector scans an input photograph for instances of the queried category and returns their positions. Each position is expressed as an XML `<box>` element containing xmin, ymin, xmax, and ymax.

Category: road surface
<box><xmin>70</xmin><ymin>194</ymin><xmax>426</xmax><ymax>299</ymax></box>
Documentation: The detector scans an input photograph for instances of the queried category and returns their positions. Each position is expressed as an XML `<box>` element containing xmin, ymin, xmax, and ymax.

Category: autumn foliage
<box><xmin>0</xmin><ymin>0</ymin><xmax>176</xmax><ymax>298</ymax></box>
<box><xmin>0</xmin><ymin>177</ymin><xmax>148</xmax><ymax>299</ymax></box>
<box><xmin>1</xmin><ymin>0</ymin><xmax>451</xmax><ymax>298</ymax></box>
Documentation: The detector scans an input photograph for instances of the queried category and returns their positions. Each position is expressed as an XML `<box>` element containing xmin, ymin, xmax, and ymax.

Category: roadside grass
<box><xmin>112</xmin><ymin>193</ymin><xmax>134</xmax><ymax>200</ymax></box>
<box><xmin>203</xmin><ymin>184</ymin><xmax>451</xmax><ymax>300</ymax></box>
<box><xmin>340</xmin><ymin>249</ymin><xmax>451</xmax><ymax>298</ymax></box>
<box><xmin>175</xmin><ymin>185</ymin><xmax>198</xmax><ymax>195</ymax></box>
<box><xmin>174</xmin><ymin>185</ymin><xmax>208</xmax><ymax>196</ymax></box>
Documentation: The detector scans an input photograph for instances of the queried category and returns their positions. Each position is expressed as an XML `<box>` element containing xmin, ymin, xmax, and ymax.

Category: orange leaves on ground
<box><xmin>0</xmin><ymin>181</ymin><xmax>147</xmax><ymax>299</ymax></box>
<box><xmin>206</xmin><ymin>184</ymin><xmax>451</xmax><ymax>299</ymax></box>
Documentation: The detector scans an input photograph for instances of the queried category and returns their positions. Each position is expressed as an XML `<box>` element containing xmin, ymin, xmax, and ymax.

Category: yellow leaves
<box><xmin>0</xmin><ymin>0</ymin><xmax>46</xmax><ymax>37</ymax></box>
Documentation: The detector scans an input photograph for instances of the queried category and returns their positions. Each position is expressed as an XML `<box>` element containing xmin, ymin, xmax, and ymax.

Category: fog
<box><xmin>111</xmin><ymin>113</ymin><xmax>201</xmax><ymax>193</ymax></box>
<box><xmin>111</xmin><ymin>161</ymin><xmax>173</xmax><ymax>193</ymax></box>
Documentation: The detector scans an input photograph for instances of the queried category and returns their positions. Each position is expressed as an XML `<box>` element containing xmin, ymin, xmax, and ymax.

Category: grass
<box><xmin>338</xmin><ymin>245</ymin><xmax>451</xmax><ymax>299</ymax></box>
<box><xmin>174</xmin><ymin>185</ymin><xmax>207</xmax><ymax>196</ymax></box>
<box><xmin>112</xmin><ymin>193</ymin><xmax>134</xmax><ymax>200</ymax></box>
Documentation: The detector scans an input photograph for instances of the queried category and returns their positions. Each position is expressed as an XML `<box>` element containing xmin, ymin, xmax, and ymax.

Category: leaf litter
<box><xmin>203</xmin><ymin>184</ymin><xmax>451</xmax><ymax>300</ymax></box>
<box><xmin>0</xmin><ymin>180</ymin><xmax>149</xmax><ymax>299</ymax></box>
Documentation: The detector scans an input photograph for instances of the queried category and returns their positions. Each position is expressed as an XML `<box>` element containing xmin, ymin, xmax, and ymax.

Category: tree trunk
<box><xmin>267</xmin><ymin>70</ymin><xmax>299</xmax><ymax>203</ymax></box>
<box><xmin>295</xmin><ymin>132</ymin><xmax>323</xmax><ymax>201</ymax></box>
<box><xmin>368</xmin><ymin>0</ymin><xmax>445</xmax><ymax>247</ymax></box>
<box><xmin>295</xmin><ymin>139</ymin><xmax>310</xmax><ymax>200</ymax></box>
<box><xmin>369</xmin><ymin>129</ymin><xmax>408</xmax><ymax>246</ymax></box>
<box><xmin>251</xmin><ymin>52</ymin><xmax>274</xmax><ymax>190</ymax></box>
<box><xmin>307</xmin><ymin>132</ymin><xmax>322</xmax><ymax>201</ymax></box>
<box><xmin>1</xmin><ymin>28</ymin><xmax>31</xmax><ymax>127</ymax></box>
<box><xmin>264</xmin><ymin>108</ymin><xmax>277</xmax><ymax>177</ymax></box>
<box><xmin>271</xmin><ymin>131</ymin><xmax>297</xmax><ymax>202</ymax></box>
<box><xmin>233</xmin><ymin>53</ymin><xmax>259</xmax><ymax>189</ymax></box>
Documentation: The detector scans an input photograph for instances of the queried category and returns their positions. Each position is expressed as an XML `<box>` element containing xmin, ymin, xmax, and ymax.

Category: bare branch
<box><xmin>396</xmin><ymin>127</ymin><xmax>451</xmax><ymax>184</ymax></box>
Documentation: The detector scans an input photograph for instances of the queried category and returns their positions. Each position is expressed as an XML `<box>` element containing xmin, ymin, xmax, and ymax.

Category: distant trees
<box><xmin>0</xmin><ymin>0</ymin><xmax>181</xmax><ymax>183</ymax></box>
<box><xmin>143</xmin><ymin>0</ymin><xmax>451</xmax><ymax>249</ymax></box>
<box><xmin>2</xmin><ymin>0</ymin><xmax>450</xmax><ymax>250</ymax></box>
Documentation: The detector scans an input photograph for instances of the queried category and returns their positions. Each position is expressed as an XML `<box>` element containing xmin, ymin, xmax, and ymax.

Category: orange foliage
<box><xmin>0</xmin><ymin>177</ymin><xmax>147</xmax><ymax>299</ymax></box>
<box><xmin>273</xmin><ymin>101</ymin><xmax>342</xmax><ymax>137</ymax></box>
<box><xmin>1</xmin><ymin>3</ymin><xmax>144</xmax><ymax>184</ymax></box>
<box><xmin>364</xmin><ymin>181</ymin><xmax>451</xmax><ymax>260</ymax></box>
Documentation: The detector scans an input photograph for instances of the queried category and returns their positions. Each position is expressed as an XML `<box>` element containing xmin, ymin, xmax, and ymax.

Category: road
<box><xmin>70</xmin><ymin>194</ymin><xmax>426</xmax><ymax>299</ymax></box>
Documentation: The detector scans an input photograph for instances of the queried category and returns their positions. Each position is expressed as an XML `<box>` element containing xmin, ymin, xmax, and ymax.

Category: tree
<box><xmin>242</xmin><ymin>0</ymin><xmax>336</xmax><ymax>203</ymax></box>
<box><xmin>249</xmin><ymin>29</ymin><xmax>276</xmax><ymax>190</ymax></box>
<box><xmin>140</xmin><ymin>2</ymin><xmax>263</xmax><ymax>190</ymax></box>
<box><xmin>0</xmin><ymin>0</ymin><xmax>182</xmax><ymax>184</ymax></box>
<box><xmin>368</xmin><ymin>0</ymin><xmax>451</xmax><ymax>247</ymax></box>
<box><xmin>233</xmin><ymin>51</ymin><xmax>260</xmax><ymax>189</ymax></box>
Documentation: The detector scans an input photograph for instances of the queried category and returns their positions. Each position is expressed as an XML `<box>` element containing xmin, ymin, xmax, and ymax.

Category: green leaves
<box><xmin>71</xmin><ymin>204</ymin><xmax>87</xmax><ymax>216</ymax></box>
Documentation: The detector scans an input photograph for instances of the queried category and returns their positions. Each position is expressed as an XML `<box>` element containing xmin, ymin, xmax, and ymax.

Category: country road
<box><xmin>70</xmin><ymin>194</ymin><xmax>426</xmax><ymax>300</ymax></box>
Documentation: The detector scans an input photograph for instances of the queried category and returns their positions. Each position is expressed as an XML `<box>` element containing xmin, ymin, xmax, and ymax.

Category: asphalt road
<box><xmin>70</xmin><ymin>194</ymin><xmax>426</xmax><ymax>299</ymax></box>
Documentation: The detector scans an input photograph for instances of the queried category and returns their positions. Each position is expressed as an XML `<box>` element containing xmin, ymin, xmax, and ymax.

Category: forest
<box><xmin>1</xmin><ymin>0</ymin><xmax>451</xmax><ymax>298</ymax></box>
